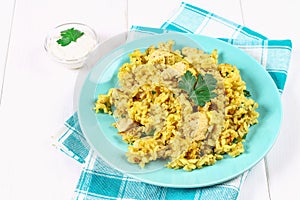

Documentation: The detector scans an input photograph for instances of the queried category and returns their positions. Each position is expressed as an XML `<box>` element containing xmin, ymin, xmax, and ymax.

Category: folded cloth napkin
<box><xmin>53</xmin><ymin>2</ymin><xmax>292</xmax><ymax>200</ymax></box>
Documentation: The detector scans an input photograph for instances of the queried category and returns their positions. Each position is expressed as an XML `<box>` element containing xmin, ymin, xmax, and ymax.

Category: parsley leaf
<box><xmin>232</xmin><ymin>138</ymin><xmax>239</xmax><ymax>144</ymax></box>
<box><xmin>179</xmin><ymin>71</ymin><xmax>218</xmax><ymax>107</ymax></box>
<box><xmin>243</xmin><ymin>90</ymin><xmax>251</xmax><ymax>97</ymax></box>
<box><xmin>56</xmin><ymin>28</ymin><xmax>84</xmax><ymax>46</ymax></box>
<box><xmin>178</xmin><ymin>71</ymin><xmax>196</xmax><ymax>94</ymax></box>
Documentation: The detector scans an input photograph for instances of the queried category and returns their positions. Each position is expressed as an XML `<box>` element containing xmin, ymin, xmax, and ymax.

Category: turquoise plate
<box><xmin>78</xmin><ymin>33</ymin><xmax>282</xmax><ymax>188</ymax></box>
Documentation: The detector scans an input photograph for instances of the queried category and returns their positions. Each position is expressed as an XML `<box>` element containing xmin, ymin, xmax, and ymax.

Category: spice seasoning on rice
<box><xmin>94</xmin><ymin>41</ymin><xmax>259</xmax><ymax>171</ymax></box>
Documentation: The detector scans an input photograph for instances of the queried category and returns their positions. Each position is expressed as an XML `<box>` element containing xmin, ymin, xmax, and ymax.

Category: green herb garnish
<box><xmin>232</xmin><ymin>138</ymin><xmax>239</xmax><ymax>144</ymax></box>
<box><xmin>148</xmin><ymin>129</ymin><xmax>156</xmax><ymax>136</ymax></box>
<box><xmin>243</xmin><ymin>90</ymin><xmax>251</xmax><ymax>97</ymax></box>
<box><xmin>56</xmin><ymin>27</ymin><xmax>84</xmax><ymax>47</ymax></box>
<box><xmin>179</xmin><ymin>71</ymin><xmax>218</xmax><ymax>107</ymax></box>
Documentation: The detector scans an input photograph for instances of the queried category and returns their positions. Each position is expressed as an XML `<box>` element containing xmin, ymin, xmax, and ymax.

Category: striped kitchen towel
<box><xmin>53</xmin><ymin>2</ymin><xmax>292</xmax><ymax>200</ymax></box>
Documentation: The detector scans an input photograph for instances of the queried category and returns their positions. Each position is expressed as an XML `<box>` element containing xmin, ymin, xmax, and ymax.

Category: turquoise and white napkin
<box><xmin>54</xmin><ymin>2</ymin><xmax>292</xmax><ymax>199</ymax></box>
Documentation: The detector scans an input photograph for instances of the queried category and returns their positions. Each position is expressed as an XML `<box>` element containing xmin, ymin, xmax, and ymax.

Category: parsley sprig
<box><xmin>56</xmin><ymin>28</ymin><xmax>84</xmax><ymax>47</ymax></box>
<box><xmin>179</xmin><ymin>71</ymin><xmax>217</xmax><ymax>106</ymax></box>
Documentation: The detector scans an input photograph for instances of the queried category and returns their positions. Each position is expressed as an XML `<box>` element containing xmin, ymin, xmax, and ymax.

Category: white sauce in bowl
<box><xmin>47</xmin><ymin>33</ymin><xmax>97</xmax><ymax>61</ymax></box>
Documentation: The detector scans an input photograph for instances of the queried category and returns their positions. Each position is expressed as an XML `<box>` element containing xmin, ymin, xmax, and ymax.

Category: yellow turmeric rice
<box><xmin>94</xmin><ymin>41</ymin><xmax>259</xmax><ymax>171</ymax></box>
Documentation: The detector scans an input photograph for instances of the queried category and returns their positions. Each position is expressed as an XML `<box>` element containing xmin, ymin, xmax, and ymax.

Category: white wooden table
<box><xmin>0</xmin><ymin>1</ymin><xmax>299</xmax><ymax>199</ymax></box>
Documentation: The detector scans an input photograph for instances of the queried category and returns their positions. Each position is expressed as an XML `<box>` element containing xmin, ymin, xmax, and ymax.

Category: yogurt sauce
<box><xmin>47</xmin><ymin>32</ymin><xmax>97</xmax><ymax>61</ymax></box>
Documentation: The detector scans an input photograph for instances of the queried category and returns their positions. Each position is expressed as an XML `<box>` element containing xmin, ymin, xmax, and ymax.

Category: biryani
<box><xmin>94</xmin><ymin>41</ymin><xmax>259</xmax><ymax>171</ymax></box>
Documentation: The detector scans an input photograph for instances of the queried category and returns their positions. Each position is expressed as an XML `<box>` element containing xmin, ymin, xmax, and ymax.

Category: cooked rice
<box><xmin>94</xmin><ymin>41</ymin><xmax>259</xmax><ymax>171</ymax></box>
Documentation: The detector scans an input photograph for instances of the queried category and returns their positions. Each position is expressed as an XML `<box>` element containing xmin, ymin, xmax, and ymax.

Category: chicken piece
<box><xmin>116</xmin><ymin>118</ymin><xmax>137</xmax><ymax>132</ymax></box>
<box><xmin>184</xmin><ymin>112</ymin><xmax>209</xmax><ymax>141</ymax></box>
